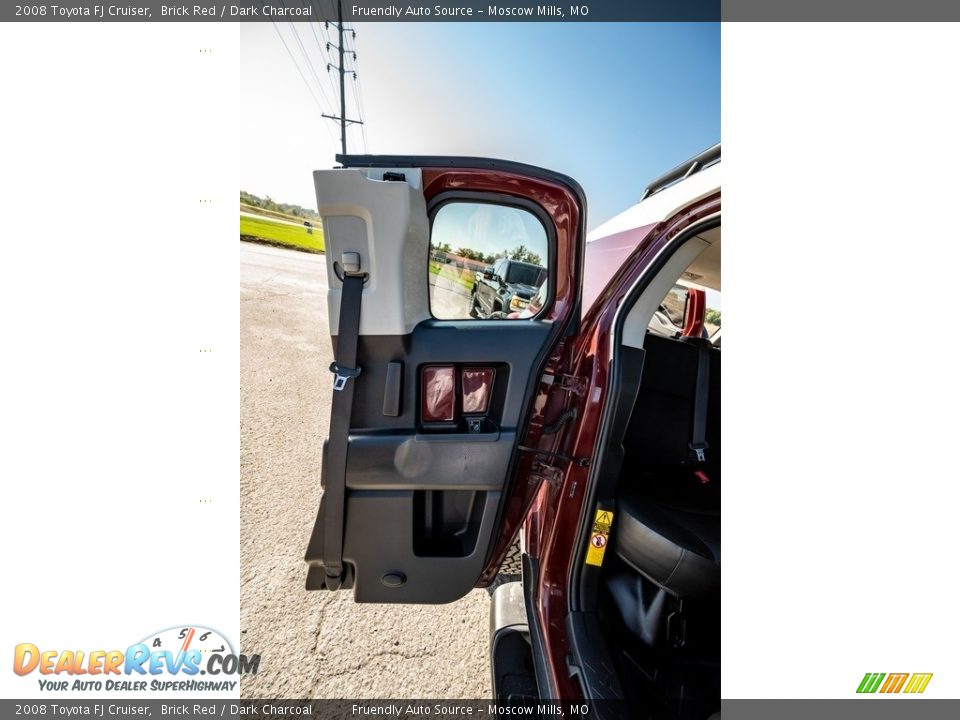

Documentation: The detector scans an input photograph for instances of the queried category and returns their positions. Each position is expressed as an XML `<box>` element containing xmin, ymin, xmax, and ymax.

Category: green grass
<box><xmin>240</xmin><ymin>215</ymin><xmax>324</xmax><ymax>253</ymax></box>
<box><xmin>240</xmin><ymin>202</ymin><xmax>318</xmax><ymax>225</ymax></box>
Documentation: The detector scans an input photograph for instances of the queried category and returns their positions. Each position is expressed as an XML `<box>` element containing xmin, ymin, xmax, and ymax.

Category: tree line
<box><xmin>432</xmin><ymin>242</ymin><xmax>542</xmax><ymax>267</ymax></box>
<box><xmin>240</xmin><ymin>190</ymin><xmax>321</xmax><ymax>222</ymax></box>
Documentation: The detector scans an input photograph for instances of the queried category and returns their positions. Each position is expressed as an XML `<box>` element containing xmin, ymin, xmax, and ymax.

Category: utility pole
<box><xmin>337</xmin><ymin>0</ymin><xmax>346</xmax><ymax>154</ymax></box>
<box><xmin>322</xmin><ymin>0</ymin><xmax>362</xmax><ymax>155</ymax></box>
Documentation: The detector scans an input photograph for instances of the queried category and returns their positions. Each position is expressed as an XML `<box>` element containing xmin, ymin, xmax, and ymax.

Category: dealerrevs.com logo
<box><xmin>13</xmin><ymin>626</ymin><xmax>259</xmax><ymax>692</ymax></box>
<box><xmin>857</xmin><ymin>672</ymin><xmax>933</xmax><ymax>694</ymax></box>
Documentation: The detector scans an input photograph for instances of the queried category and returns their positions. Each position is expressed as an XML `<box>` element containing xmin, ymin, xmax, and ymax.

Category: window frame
<box><xmin>426</xmin><ymin>191</ymin><xmax>556</xmax><ymax>322</ymax></box>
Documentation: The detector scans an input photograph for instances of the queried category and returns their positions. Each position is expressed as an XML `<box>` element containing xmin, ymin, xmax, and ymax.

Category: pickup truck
<box><xmin>470</xmin><ymin>258</ymin><xmax>546</xmax><ymax>319</ymax></box>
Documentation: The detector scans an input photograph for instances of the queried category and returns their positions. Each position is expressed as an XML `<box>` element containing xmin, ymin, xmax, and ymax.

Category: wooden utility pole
<box><xmin>322</xmin><ymin>0</ymin><xmax>362</xmax><ymax>154</ymax></box>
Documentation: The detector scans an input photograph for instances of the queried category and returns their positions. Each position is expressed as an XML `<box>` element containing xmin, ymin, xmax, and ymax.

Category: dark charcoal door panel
<box><xmin>327</xmin><ymin>320</ymin><xmax>552</xmax><ymax>603</ymax></box>
<box><xmin>343</xmin><ymin>321</ymin><xmax>551</xmax><ymax>430</ymax></box>
<box><xmin>344</xmin><ymin>432</ymin><xmax>515</xmax><ymax>491</ymax></box>
<box><xmin>343</xmin><ymin>490</ymin><xmax>502</xmax><ymax>603</ymax></box>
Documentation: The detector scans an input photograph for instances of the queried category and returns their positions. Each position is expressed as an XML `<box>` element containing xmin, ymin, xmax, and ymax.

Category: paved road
<box><xmin>428</xmin><ymin>269</ymin><xmax>474</xmax><ymax>320</ymax></box>
<box><xmin>239</xmin><ymin>241</ymin><xmax>492</xmax><ymax>698</ymax></box>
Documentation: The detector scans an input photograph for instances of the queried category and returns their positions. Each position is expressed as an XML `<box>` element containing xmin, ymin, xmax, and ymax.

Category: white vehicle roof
<box><xmin>587</xmin><ymin>147</ymin><xmax>720</xmax><ymax>243</ymax></box>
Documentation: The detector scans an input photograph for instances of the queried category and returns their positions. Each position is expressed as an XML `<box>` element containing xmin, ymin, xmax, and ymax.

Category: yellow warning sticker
<box><xmin>584</xmin><ymin>508</ymin><xmax>614</xmax><ymax>566</ymax></box>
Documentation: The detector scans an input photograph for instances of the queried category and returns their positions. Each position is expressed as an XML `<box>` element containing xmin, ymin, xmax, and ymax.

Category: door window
<box><xmin>428</xmin><ymin>201</ymin><xmax>549</xmax><ymax>320</ymax></box>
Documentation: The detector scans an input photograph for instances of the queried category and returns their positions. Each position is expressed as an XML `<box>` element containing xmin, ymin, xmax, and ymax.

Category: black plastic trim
<box><xmin>573</xmin><ymin>347</ymin><xmax>645</xmax><ymax>612</ymax></box>
<box><xmin>565</xmin><ymin>612</ymin><xmax>631</xmax><ymax>715</ymax></box>
<box><xmin>641</xmin><ymin>144</ymin><xmax>721</xmax><ymax>201</ymax></box>
<box><xmin>522</xmin><ymin>552</ymin><xmax>557</xmax><ymax>699</ymax></box>
<box><xmin>344</xmin><ymin>430</ymin><xmax>513</xmax><ymax>491</ymax></box>
<box><xmin>337</xmin><ymin>154</ymin><xmax>587</xmax><ymax>204</ymax></box>
<box><xmin>489</xmin><ymin>582</ymin><xmax>536</xmax><ymax>701</ymax></box>
<box><xmin>382</xmin><ymin>361</ymin><xmax>403</xmax><ymax>417</ymax></box>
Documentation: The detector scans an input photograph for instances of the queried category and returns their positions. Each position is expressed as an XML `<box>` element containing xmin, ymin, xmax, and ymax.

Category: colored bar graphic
<box><xmin>880</xmin><ymin>673</ymin><xmax>908</xmax><ymax>693</ymax></box>
<box><xmin>857</xmin><ymin>672</ymin><xmax>932</xmax><ymax>694</ymax></box>
<box><xmin>856</xmin><ymin>673</ymin><xmax>885</xmax><ymax>693</ymax></box>
<box><xmin>903</xmin><ymin>673</ymin><xmax>933</xmax><ymax>694</ymax></box>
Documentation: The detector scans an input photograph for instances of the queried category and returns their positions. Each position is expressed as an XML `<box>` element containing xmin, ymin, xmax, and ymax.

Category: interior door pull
<box><xmin>383</xmin><ymin>361</ymin><xmax>403</xmax><ymax>417</ymax></box>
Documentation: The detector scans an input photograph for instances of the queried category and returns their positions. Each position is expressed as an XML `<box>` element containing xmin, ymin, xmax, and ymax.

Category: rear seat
<box><xmin>613</xmin><ymin>333</ymin><xmax>720</xmax><ymax>598</ymax></box>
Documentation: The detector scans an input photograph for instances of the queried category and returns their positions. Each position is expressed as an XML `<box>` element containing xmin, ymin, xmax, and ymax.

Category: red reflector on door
<box><xmin>422</xmin><ymin>365</ymin><xmax>456</xmax><ymax>422</ymax></box>
<box><xmin>462</xmin><ymin>368</ymin><xmax>495</xmax><ymax>414</ymax></box>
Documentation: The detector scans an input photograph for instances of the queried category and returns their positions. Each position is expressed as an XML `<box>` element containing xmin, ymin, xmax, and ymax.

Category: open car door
<box><xmin>305</xmin><ymin>155</ymin><xmax>585</xmax><ymax>603</ymax></box>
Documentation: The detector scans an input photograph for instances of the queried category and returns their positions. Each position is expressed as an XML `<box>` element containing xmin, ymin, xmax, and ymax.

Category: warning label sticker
<box><xmin>584</xmin><ymin>508</ymin><xmax>614</xmax><ymax>567</ymax></box>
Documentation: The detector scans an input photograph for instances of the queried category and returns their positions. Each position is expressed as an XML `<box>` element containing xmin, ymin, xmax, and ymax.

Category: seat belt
<box><xmin>305</xmin><ymin>255</ymin><xmax>365</xmax><ymax>591</ymax></box>
<box><xmin>688</xmin><ymin>339</ymin><xmax>710</xmax><ymax>465</ymax></box>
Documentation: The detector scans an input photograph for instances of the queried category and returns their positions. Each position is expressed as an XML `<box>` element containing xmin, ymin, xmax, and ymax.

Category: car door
<box><xmin>304</xmin><ymin>155</ymin><xmax>586</xmax><ymax>603</ymax></box>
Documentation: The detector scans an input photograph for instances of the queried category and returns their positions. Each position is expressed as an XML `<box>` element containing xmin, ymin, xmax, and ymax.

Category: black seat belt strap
<box><xmin>305</xmin><ymin>264</ymin><xmax>365</xmax><ymax>591</ymax></box>
<box><xmin>689</xmin><ymin>340</ymin><xmax>710</xmax><ymax>464</ymax></box>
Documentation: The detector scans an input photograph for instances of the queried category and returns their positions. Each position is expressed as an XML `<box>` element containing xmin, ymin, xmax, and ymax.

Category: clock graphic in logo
<box><xmin>140</xmin><ymin>626</ymin><xmax>234</xmax><ymax>660</ymax></box>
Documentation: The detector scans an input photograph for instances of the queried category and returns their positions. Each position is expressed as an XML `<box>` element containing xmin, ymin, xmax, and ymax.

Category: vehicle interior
<box><xmin>573</xmin><ymin>223</ymin><xmax>720</xmax><ymax>720</ymax></box>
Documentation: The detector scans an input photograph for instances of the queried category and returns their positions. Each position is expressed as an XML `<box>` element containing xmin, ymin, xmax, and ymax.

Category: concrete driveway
<box><xmin>239</xmin><ymin>241</ymin><xmax>491</xmax><ymax>698</ymax></box>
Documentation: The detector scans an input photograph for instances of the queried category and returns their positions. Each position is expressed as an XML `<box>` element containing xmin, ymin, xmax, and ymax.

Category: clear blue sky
<box><xmin>239</xmin><ymin>22</ymin><xmax>719</xmax><ymax>230</ymax></box>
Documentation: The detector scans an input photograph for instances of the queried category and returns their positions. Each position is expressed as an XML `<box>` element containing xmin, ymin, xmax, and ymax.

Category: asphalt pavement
<box><xmin>428</xmin><ymin>266</ymin><xmax>475</xmax><ymax>319</ymax></box>
<box><xmin>239</xmin><ymin>241</ymin><xmax>492</xmax><ymax>698</ymax></box>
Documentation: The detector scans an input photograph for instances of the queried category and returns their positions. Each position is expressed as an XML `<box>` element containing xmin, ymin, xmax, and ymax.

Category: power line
<box><xmin>302</xmin><ymin>2</ymin><xmax>325</xmax><ymax>54</ymax></box>
<box><xmin>312</xmin><ymin>0</ymin><xmax>337</xmax><ymax>102</ymax></box>
<box><xmin>267</xmin><ymin>20</ymin><xmax>323</xmax><ymax>113</ymax></box>
<box><xmin>282</xmin><ymin>11</ymin><xmax>334</xmax><ymax>111</ymax></box>
<box><xmin>304</xmin><ymin>3</ymin><xmax>342</xmax><ymax>105</ymax></box>
<box><xmin>353</xmin><ymin>79</ymin><xmax>367</xmax><ymax>153</ymax></box>
<box><xmin>344</xmin><ymin>31</ymin><xmax>369</xmax><ymax>153</ymax></box>
<box><xmin>264</xmin><ymin>15</ymin><xmax>337</xmax><ymax>147</ymax></box>
<box><xmin>321</xmin><ymin>32</ymin><xmax>343</xmax><ymax>107</ymax></box>
<box><xmin>263</xmin><ymin>0</ymin><xmax>365</xmax><ymax>154</ymax></box>
<box><xmin>322</xmin><ymin>0</ymin><xmax>363</xmax><ymax>155</ymax></box>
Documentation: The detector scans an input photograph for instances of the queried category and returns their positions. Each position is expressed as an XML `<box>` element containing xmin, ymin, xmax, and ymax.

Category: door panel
<box><xmin>343</xmin><ymin>491</ymin><xmax>502</xmax><ymax>603</ymax></box>
<box><xmin>318</xmin><ymin>168</ymin><xmax>430</xmax><ymax>337</ymax></box>
<box><xmin>305</xmin><ymin>156</ymin><xmax>585</xmax><ymax>603</ymax></box>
